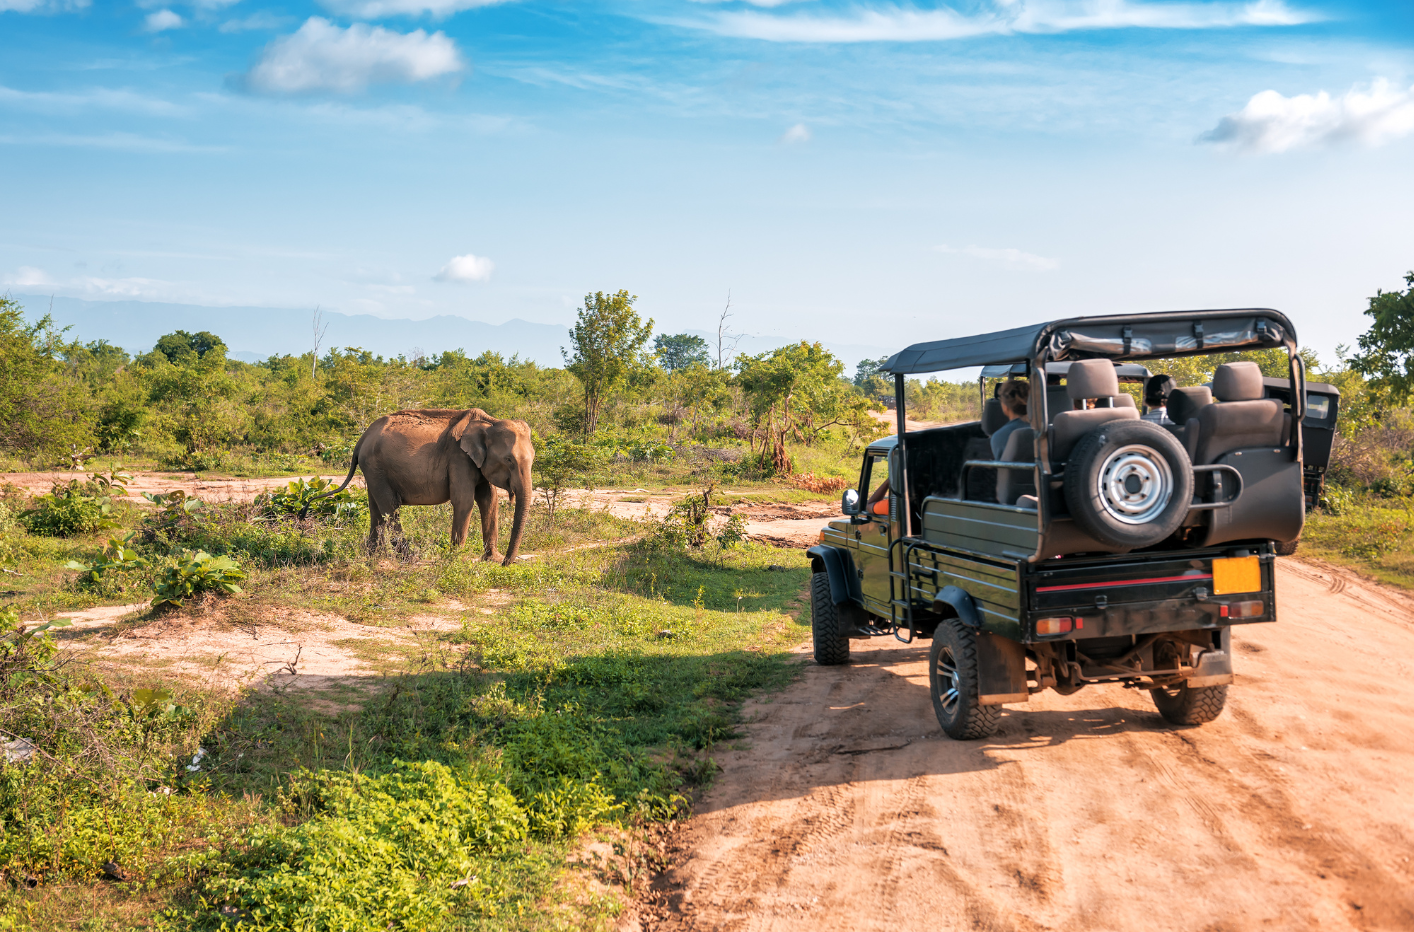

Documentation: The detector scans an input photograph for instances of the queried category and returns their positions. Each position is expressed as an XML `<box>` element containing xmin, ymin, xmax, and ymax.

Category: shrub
<box><xmin>196</xmin><ymin>762</ymin><xmax>535</xmax><ymax>931</ymax></box>
<box><xmin>649</xmin><ymin>485</ymin><xmax>745</xmax><ymax>551</ymax></box>
<box><xmin>151</xmin><ymin>550</ymin><xmax>246</xmax><ymax>610</ymax></box>
<box><xmin>64</xmin><ymin>533</ymin><xmax>149</xmax><ymax>594</ymax></box>
<box><xmin>18</xmin><ymin>479</ymin><xmax>121</xmax><ymax>537</ymax></box>
<box><xmin>254</xmin><ymin>476</ymin><xmax>364</xmax><ymax>522</ymax></box>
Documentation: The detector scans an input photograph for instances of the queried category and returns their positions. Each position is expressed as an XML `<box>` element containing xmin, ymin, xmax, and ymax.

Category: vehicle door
<box><xmin>854</xmin><ymin>451</ymin><xmax>894</xmax><ymax>614</ymax></box>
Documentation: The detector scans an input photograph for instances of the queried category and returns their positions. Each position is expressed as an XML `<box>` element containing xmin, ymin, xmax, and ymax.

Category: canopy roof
<box><xmin>885</xmin><ymin>308</ymin><xmax>1297</xmax><ymax>376</ymax></box>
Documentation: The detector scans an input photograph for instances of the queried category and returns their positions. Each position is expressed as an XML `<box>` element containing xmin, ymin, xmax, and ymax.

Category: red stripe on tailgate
<box><xmin>1035</xmin><ymin>573</ymin><xmax>1213</xmax><ymax>593</ymax></box>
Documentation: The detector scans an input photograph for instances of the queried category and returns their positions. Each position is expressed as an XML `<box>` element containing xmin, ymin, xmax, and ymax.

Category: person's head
<box><xmin>998</xmin><ymin>379</ymin><xmax>1029</xmax><ymax>419</ymax></box>
<box><xmin>1145</xmin><ymin>374</ymin><xmax>1177</xmax><ymax>408</ymax></box>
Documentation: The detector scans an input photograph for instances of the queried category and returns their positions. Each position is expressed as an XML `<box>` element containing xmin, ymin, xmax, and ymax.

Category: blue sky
<box><xmin>2</xmin><ymin>0</ymin><xmax>1412</xmax><ymax>365</ymax></box>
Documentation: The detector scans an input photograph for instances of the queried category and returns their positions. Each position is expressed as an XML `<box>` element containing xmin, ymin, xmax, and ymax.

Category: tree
<box><xmin>152</xmin><ymin>330</ymin><xmax>227</xmax><ymax>366</ymax></box>
<box><xmin>1350</xmin><ymin>270</ymin><xmax>1414</xmax><ymax>402</ymax></box>
<box><xmin>736</xmin><ymin>342</ymin><xmax>868</xmax><ymax>475</ymax></box>
<box><xmin>654</xmin><ymin>333</ymin><xmax>710</xmax><ymax>373</ymax></box>
<box><xmin>563</xmin><ymin>290</ymin><xmax>653</xmax><ymax>434</ymax></box>
<box><xmin>0</xmin><ymin>299</ymin><xmax>88</xmax><ymax>460</ymax></box>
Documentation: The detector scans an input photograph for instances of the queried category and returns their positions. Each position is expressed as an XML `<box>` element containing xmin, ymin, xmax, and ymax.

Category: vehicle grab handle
<box><xmin>1187</xmin><ymin>463</ymin><xmax>1244</xmax><ymax>512</ymax></box>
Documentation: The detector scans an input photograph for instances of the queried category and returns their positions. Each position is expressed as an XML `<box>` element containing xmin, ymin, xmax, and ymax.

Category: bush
<box><xmin>195</xmin><ymin>762</ymin><xmax>536</xmax><ymax>931</ymax></box>
<box><xmin>151</xmin><ymin>550</ymin><xmax>246</xmax><ymax>610</ymax></box>
<box><xmin>18</xmin><ymin>479</ymin><xmax>120</xmax><ymax>537</ymax></box>
<box><xmin>254</xmin><ymin>476</ymin><xmax>364</xmax><ymax>522</ymax></box>
<box><xmin>64</xmin><ymin>533</ymin><xmax>149</xmax><ymax>594</ymax></box>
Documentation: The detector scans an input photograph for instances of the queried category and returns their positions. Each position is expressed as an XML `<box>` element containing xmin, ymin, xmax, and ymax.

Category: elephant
<box><xmin>312</xmin><ymin>408</ymin><xmax>535</xmax><ymax>565</ymax></box>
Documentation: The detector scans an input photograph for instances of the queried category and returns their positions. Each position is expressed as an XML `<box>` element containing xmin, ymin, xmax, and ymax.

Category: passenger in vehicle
<box><xmin>1142</xmin><ymin>374</ymin><xmax>1177</xmax><ymax>425</ymax></box>
<box><xmin>989</xmin><ymin>379</ymin><xmax>1029</xmax><ymax>459</ymax></box>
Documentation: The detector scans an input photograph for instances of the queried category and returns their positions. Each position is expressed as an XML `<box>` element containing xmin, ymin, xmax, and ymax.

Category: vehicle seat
<box><xmin>1192</xmin><ymin>362</ymin><xmax>1286</xmax><ymax>464</ymax></box>
<box><xmin>996</xmin><ymin>426</ymin><xmax>1037</xmax><ymax>505</ymax></box>
<box><xmin>1165</xmin><ymin>386</ymin><xmax>1213</xmax><ymax>460</ymax></box>
<box><xmin>981</xmin><ymin>398</ymin><xmax>1008</xmax><ymax>436</ymax></box>
<box><xmin>1049</xmin><ymin>360</ymin><xmax>1140</xmax><ymax>463</ymax></box>
<box><xmin>1046</xmin><ymin>385</ymin><xmax>1071</xmax><ymax>422</ymax></box>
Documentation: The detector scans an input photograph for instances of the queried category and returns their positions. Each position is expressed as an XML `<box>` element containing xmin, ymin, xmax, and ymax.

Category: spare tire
<box><xmin>1064</xmin><ymin>419</ymin><xmax>1193</xmax><ymax>549</ymax></box>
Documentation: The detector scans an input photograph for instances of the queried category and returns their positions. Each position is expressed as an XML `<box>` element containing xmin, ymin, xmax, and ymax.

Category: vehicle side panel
<box><xmin>920</xmin><ymin>497</ymin><xmax>1039</xmax><ymax>560</ymax></box>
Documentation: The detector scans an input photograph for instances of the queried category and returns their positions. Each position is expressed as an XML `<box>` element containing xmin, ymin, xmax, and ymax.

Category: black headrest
<box><xmin>1066</xmin><ymin>360</ymin><xmax>1120</xmax><ymax>400</ymax></box>
<box><xmin>981</xmin><ymin>398</ymin><xmax>1008</xmax><ymax>437</ymax></box>
<box><xmin>1168</xmin><ymin>386</ymin><xmax>1212</xmax><ymax>424</ymax></box>
<box><xmin>1212</xmin><ymin>361</ymin><xmax>1265</xmax><ymax>401</ymax></box>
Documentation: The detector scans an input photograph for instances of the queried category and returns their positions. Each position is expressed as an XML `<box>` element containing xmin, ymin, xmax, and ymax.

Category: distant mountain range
<box><xmin>10</xmin><ymin>294</ymin><xmax>895</xmax><ymax>373</ymax></box>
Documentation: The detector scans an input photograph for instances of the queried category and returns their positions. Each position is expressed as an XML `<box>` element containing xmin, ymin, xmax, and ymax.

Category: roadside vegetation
<box><xmin>3</xmin><ymin>271</ymin><xmax>1414</xmax><ymax>927</ymax></box>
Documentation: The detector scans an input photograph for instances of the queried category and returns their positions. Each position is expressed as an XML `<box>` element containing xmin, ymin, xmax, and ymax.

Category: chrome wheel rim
<box><xmin>1097</xmin><ymin>444</ymin><xmax>1173</xmax><ymax>525</ymax></box>
<box><xmin>936</xmin><ymin>647</ymin><xmax>961</xmax><ymax>716</ymax></box>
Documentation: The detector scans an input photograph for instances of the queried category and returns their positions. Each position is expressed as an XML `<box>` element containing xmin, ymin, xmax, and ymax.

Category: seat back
<box><xmin>996</xmin><ymin>427</ymin><xmax>1037</xmax><ymax>505</ymax></box>
<box><xmin>1050</xmin><ymin>360</ymin><xmax>1139</xmax><ymax>462</ymax></box>
<box><xmin>1192</xmin><ymin>363</ymin><xmax>1285</xmax><ymax>464</ymax></box>
<box><xmin>1166</xmin><ymin>386</ymin><xmax>1213</xmax><ymax>460</ymax></box>
<box><xmin>981</xmin><ymin>398</ymin><xmax>1008</xmax><ymax>436</ymax></box>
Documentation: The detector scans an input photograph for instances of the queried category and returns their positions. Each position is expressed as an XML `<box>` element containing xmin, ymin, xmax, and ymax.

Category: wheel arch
<box><xmin>806</xmin><ymin>545</ymin><xmax>861</xmax><ymax>606</ymax></box>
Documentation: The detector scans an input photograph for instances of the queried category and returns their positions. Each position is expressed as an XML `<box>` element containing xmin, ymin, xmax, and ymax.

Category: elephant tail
<box><xmin>301</xmin><ymin>439</ymin><xmax>363</xmax><ymax>518</ymax></box>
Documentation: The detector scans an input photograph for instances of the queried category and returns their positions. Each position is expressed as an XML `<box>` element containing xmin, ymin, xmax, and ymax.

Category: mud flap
<box><xmin>976</xmin><ymin>633</ymin><xmax>1029</xmax><ymax>705</ymax></box>
<box><xmin>1188</xmin><ymin>627</ymin><xmax>1234</xmax><ymax>687</ymax></box>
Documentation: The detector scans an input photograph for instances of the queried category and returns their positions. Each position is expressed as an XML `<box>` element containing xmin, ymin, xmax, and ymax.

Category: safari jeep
<box><xmin>808</xmin><ymin>309</ymin><xmax>1321</xmax><ymax>739</ymax></box>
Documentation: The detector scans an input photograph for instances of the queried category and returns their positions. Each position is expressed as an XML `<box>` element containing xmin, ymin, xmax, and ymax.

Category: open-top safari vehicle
<box><xmin>808</xmin><ymin>309</ymin><xmax>1324</xmax><ymax>738</ymax></box>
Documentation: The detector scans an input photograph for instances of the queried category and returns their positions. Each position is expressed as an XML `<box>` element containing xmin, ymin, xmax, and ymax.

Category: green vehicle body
<box><xmin>807</xmin><ymin>309</ymin><xmax>1320</xmax><ymax>738</ymax></box>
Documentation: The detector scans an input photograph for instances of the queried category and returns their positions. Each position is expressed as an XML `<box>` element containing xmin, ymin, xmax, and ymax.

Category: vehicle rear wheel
<box><xmin>930</xmin><ymin>619</ymin><xmax>1000</xmax><ymax>739</ymax></box>
<box><xmin>810</xmin><ymin>572</ymin><xmax>850</xmax><ymax>666</ymax></box>
<box><xmin>1274</xmin><ymin>539</ymin><xmax>1299</xmax><ymax>556</ymax></box>
<box><xmin>1064</xmin><ymin>420</ymin><xmax>1194</xmax><ymax>550</ymax></box>
<box><xmin>1151</xmin><ymin>682</ymin><xmax>1228</xmax><ymax>725</ymax></box>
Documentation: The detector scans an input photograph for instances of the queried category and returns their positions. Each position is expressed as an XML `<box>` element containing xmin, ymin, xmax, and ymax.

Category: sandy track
<box><xmin>2</xmin><ymin>470</ymin><xmax>365</xmax><ymax>503</ymax></box>
<box><xmin>638</xmin><ymin>557</ymin><xmax>1414</xmax><ymax>932</ymax></box>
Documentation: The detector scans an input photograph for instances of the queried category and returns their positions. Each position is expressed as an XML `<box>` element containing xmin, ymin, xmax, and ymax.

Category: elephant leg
<box><xmin>364</xmin><ymin>476</ymin><xmax>400</xmax><ymax>555</ymax></box>
<box><xmin>475</xmin><ymin>479</ymin><xmax>502</xmax><ymax>562</ymax></box>
<box><xmin>450</xmin><ymin>500</ymin><xmax>474</xmax><ymax>548</ymax></box>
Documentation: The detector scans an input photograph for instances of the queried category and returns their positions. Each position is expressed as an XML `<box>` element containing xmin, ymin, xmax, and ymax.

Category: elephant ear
<box><xmin>456</xmin><ymin>419</ymin><xmax>488</xmax><ymax>469</ymax></box>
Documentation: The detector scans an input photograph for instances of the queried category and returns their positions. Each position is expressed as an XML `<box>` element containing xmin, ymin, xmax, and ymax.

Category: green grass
<box><xmin>0</xmin><ymin>486</ymin><xmax>813</xmax><ymax>931</ymax></box>
<box><xmin>1300</xmin><ymin>489</ymin><xmax>1414</xmax><ymax>589</ymax></box>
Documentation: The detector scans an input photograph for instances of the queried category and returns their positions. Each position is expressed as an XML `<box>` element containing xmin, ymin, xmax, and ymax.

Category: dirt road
<box><xmin>638</xmin><ymin>557</ymin><xmax>1414</xmax><ymax>932</ymax></box>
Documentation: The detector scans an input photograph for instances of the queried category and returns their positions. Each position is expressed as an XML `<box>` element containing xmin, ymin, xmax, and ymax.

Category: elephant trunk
<box><xmin>502</xmin><ymin>465</ymin><xmax>531</xmax><ymax>565</ymax></box>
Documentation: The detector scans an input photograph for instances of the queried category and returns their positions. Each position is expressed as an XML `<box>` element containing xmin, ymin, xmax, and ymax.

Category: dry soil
<box><xmin>635</xmin><ymin>556</ymin><xmax>1414</xmax><ymax>932</ymax></box>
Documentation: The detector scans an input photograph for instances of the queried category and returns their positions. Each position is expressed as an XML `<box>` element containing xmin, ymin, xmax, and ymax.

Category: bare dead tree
<box><xmin>311</xmin><ymin>306</ymin><xmax>330</xmax><ymax>378</ymax></box>
<box><xmin>715</xmin><ymin>290</ymin><xmax>742</xmax><ymax>370</ymax></box>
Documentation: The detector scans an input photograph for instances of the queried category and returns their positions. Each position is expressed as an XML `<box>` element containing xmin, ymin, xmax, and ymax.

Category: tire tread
<box><xmin>810</xmin><ymin>572</ymin><xmax>851</xmax><ymax>666</ymax></box>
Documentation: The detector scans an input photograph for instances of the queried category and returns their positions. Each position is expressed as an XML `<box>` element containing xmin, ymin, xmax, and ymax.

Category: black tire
<box><xmin>929</xmin><ymin>619</ymin><xmax>1000</xmax><ymax>739</ymax></box>
<box><xmin>810</xmin><ymin>572</ymin><xmax>850</xmax><ymax>666</ymax></box>
<box><xmin>1274</xmin><ymin>539</ymin><xmax>1299</xmax><ymax>556</ymax></box>
<box><xmin>1064</xmin><ymin>419</ymin><xmax>1194</xmax><ymax>550</ymax></box>
<box><xmin>1151</xmin><ymin>682</ymin><xmax>1228</xmax><ymax>725</ymax></box>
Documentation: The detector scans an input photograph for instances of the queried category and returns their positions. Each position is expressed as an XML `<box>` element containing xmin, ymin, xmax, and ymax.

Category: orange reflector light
<box><xmin>1212</xmin><ymin>556</ymin><xmax>1261</xmax><ymax>595</ymax></box>
<box><xmin>1226</xmin><ymin>599</ymin><xmax>1264</xmax><ymax>618</ymax></box>
<box><xmin>1035</xmin><ymin>617</ymin><xmax>1073</xmax><ymax>636</ymax></box>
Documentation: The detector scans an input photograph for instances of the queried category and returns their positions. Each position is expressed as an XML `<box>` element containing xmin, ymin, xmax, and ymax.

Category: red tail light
<box><xmin>1221</xmin><ymin>600</ymin><xmax>1264</xmax><ymax>619</ymax></box>
<box><xmin>1036</xmin><ymin>617</ymin><xmax>1073</xmax><ymax>636</ymax></box>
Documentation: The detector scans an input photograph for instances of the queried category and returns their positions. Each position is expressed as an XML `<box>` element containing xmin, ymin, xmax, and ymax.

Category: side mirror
<box><xmin>841</xmin><ymin>489</ymin><xmax>861</xmax><ymax>515</ymax></box>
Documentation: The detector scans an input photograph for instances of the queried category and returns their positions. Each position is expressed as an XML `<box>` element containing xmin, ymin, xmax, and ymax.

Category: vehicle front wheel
<box><xmin>810</xmin><ymin>572</ymin><xmax>850</xmax><ymax>666</ymax></box>
<box><xmin>930</xmin><ymin>619</ymin><xmax>1000</xmax><ymax>739</ymax></box>
<box><xmin>1151</xmin><ymin>682</ymin><xmax>1228</xmax><ymax>725</ymax></box>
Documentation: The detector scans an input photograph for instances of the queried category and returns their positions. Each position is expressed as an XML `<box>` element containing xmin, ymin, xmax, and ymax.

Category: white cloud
<box><xmin>317</xmin><ymin>0</ymin><xmax>510</xmax><ymax>18</ymax></box>
<box><xmin>4</xmin><ymin>266</ymin><xmax>178</xmax><ymax>299</ymax></box>
<box><xmin>779</xmin><ymin>122</ymin><xmax>811</xmax><ymax>143</ymax></box>
<box><xmin>685</xmin><ymin>0</ymin><xmax>1315</xmax><ymax>43</ymax></box>
<box><xmin>1200</xmin><ymin>79</ymin><xmax>1414</xmax><ymax>153</ymax></box>
<box><xmin>144</xmin><ymin>9</ymin><xmax>184</xmax><ymax>31</ymax></box>
<box><xmin>0</xmin><ymin>0</ymin><xmax>89</xmax><ymax>12</ymax></box>
<box><xmin>936</xmin><ymin>244</ymin><xmax>1060</xmax><ymax>271</ymax></box>
<box><xmin>242</xmin><ymin>18</ymin><xmax>465</xmax><ymax>95</ymax></box>
<box><xmin>434</xmin><ymin>253</ymin><xmax>494</xmax><ymax>283</ymax></box>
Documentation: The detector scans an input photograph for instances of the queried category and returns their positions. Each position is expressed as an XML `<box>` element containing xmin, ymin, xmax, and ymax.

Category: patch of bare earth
<box><xmin>54</xmin><ymin>599</ymin><xmax>468</xmax><ymax>710</ymax></box>
<box><xmin>632</xmin><ymin>556</ymin><xmax>1414</xmax><ymax>932</ymax></box>
<box><xmin>2</xmin><ymin>470</ymin><xmax>366</xmax><ymax>504</ymax></box>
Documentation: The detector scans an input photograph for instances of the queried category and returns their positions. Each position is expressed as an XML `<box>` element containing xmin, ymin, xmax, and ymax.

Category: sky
<box><xmin>2</xmin><ymin>0</ymin><xmax>1413</xmax><ymax>368</ymax></box>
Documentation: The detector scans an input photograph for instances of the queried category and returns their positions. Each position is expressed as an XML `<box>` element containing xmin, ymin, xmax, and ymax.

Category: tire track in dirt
<box><xmin>636</xmin><ymin>559</ymin><xmax>1414</xmax><ymax>932</ymax></box>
